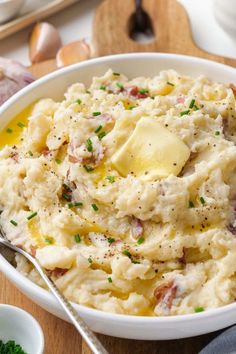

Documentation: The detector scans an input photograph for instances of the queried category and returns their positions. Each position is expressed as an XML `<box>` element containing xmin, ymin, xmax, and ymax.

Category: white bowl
<box><xmin>0</xmin><ymin>304</ymin><xmax>44</xmax><ymax>354</ymax></box>
<box><xmin>0</xmin><ymin>0</ymin><xmax>25</xmax><ymax>24</ymax></box>
<box><xmin>1</xmin><ymin>53</ymin><xmax>236</xmax><ymax>340</ymax></box>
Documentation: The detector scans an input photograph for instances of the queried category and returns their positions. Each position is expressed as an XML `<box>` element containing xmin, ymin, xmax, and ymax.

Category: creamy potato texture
<box><xmin>1</xmin><ymin>69</ymin><xmax>236</xmax><ymax>316</ymax></box>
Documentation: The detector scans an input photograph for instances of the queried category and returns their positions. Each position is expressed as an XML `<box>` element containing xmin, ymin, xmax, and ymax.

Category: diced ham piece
<box><xmin>154</xmin><ymin>280</ymin><xmax>177</xmax><ymax>310</ymax></box>
<box><xmin>68</xmin><ymin>136</ymin><xmax>104</xmax><ymax>167</ymax></box>
<box><xmin>124</xmin><ymin>85</ymin><xmax>149</xmax><ymax>99</ymax></box>
<box><xmin>130</xmin><ymin>216</ymin><xmax>143</xmax><ymax>240</ymax></box>
<box><xmin>177</xmin><ymin>97</ymin><xmax>185</xmax><ymax>104</ymax></box>
<box><xmin>47</xmin><ymin>267</ymin><xmax>68</xmax><ymax>278</ymax></box>
<box><xmin>30</xmin><ymin>245</ymin><xmax>37</xmax><ymax>257</ymax></box>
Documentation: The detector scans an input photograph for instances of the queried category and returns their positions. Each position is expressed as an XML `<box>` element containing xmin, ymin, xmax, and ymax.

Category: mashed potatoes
<box><xmin>1</xmin><ymin>69</ymin><xmax>236</xmax><ymax>316</ymax></box>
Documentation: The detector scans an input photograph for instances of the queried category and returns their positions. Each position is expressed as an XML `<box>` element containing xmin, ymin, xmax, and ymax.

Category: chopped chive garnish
<box><xmin>167</xmin><ymin>81</ymin><xmax>175</xmax><ymax>86</ymax></box>
<box><xmin>95</xmin><ymin>125</ymin><xmax>102</xmax><ymax>133</ymax></box>
<box><xmin>98</xmin><ymin>131</ymin><xmax>106</xmax><ymax>140</ymax></box>
<box><xmin>62</xmin><ymin>193</ymin><xmax>72</xmax><ymax>201</ymax></box>
<box><xmin>113</xmin><ymin>72</ymin><xmax>120</xmax><ymax>76</ymax></box>
<box><xmin>62</xmin><ymin>183</ymin><xmax>71</xmax><ymax>192</ymax></box>
<box><xmin>138</xmin><ymin>88</ymin><xmax>149</xmax><ymax>94</ymax></box>
<box><xmin>128</xmin><ymin>106</ymin><xmax>136</xmax><ymax>110</ymax></box>
<box><xmin>6</xmin><ymin>128</ymin><xmax>13</xmax><ymax>134</ymax></box>
<box><xmin>106</xmin><ymin>176</ymin><xmax>115</xmax><ymax>183</ymax></box>
<box><xmin>10</xmin><ymin>220</ymin><xmax>17</xmax><ymax>226</ymax></box>
<box><xmin>107</xmin><ymin>277</ymin><xmax>112</xmax><ymax>283</ymax></box>
<box><xmin>132</xmin><ymin>260</ymin><xmax>141</xmax><ymax>264</ymax></box>
<box><xmin>74</xmin><ymin>234</ymin><xmax>81</xmax><ymax>243</ymax></box>
<box><xmin>215</xmin><ymin>131</ymin><xmax>220</xmax><ymax>136</ymax></box>
<box><xmin>27</xmin><ymin>212</ymin><xmax>37</xmax><ymax>220</ymax></box>
<box><xmin>189</xmin><ymin>99</ymin><xmax>195</xmax><ymax>109</ymax></box>
<box><xmin>28</xmin><ymin>151</ymin><xmax>33</xmax><ymax>157</ymax></box>
<box><xmin>86</xmin><ymin>138</ymin><xmax>93</xmax><ymax>152</ymax></box>
<box><xmin>45</xmin><ymin>238</ymin><xmax>53</xmax><ymax>244</ymax></box>
<box><xmin>17</xmin><ymin>122</ymin><xmax>25</xmax><ymax>128</ymax></box>
<box><xmin>151</xmin><ymin>96</ymin><xmax>155</xmax><ymax>99</ymax></box>
<box><xmin>88</xmin><ymin>257</ymin><xmax>93</xmax><ymax>263</ymax></box>
<box><xmin>91</xmin><ymin>203</ymin><xmax>99</xmax><ymax>211</ymax></box>
<box><xmin>200</xmin><ymin>197</ymin><xmax>205</xmax><ymax>205</ymax></box>
<box><xmin>108</xmin><ymin>237</ymin><xmax>115</xmax><ymax>244</ymax></box>
<box><xmin>55</xmin><ymin>159</ymin><xmax>62</xmax><ymax>164</ymax></box>
<box><xmin>188</xmin><ymin>201</ymin><xmax>195</xmax><ymax>208</ymax></box>
<box><xmin>195</xmin><ymin>307</ymin><xmax>204</xmax><ymax>313</ymax></box>
<box><xmin>137</xmin><ymin>237</ymin><xmax>145</xmax><ymax>245</ymax></box>
<box><xmin>68</xmin><ymin>202</ymin><xmax>74</xmax><ymax>209</ymax></box>
<box><xmin>116</xmin><ymin>82</ymin><xmax>124</xmax><ymax>89</ymax></box>
<box><xmin>193</xmin><ymin>104</ymin><xmax>199</xmax><ymax>111</ymax></box>
<box><xmin>93</xmin><ymin>111</ymin><xmax>101</xmax><ymax>116</ymax></box>
<box><xmin>180</xmin><ymin>110</ymin><xmax>190</xmax><ymax>116</ymax></box>
<box><xmin>122</xmin><ymin>249</ymin><xmax>131</xmax><ymax>257</ymax></box>
<box><xmin>74</xmin><ymin>202</ymin><xmax>83</xmax><ymax>207</ymax></box>
<box><xmin>76</xmin><ymin>99</ymin><xmax>81</xmax><ymax>104</ymax></box>
<box><xmin>100</xmin><ymin>86</ymin><xmax>106</xmax><ymax>90</ymax></box>
<box><xmin>86</xmin><ymin>90</ymin><xmax>91</xmax><ymax>94</ymax></box>
<box><xmin>84</xmin><ymin>165</ymin><xmax>94</xmax><ymax>172</ymax></box>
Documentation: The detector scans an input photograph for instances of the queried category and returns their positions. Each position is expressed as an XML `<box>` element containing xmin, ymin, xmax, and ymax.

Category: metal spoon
<box><xmin>0</xmin><ymin>230</ymin><xmax>108</xmax><ymax>354</ymax></box>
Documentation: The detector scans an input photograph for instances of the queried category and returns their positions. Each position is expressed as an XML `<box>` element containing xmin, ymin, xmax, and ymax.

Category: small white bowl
<box><xmin>0</xmin><ymin>0</ymin><xmax>25</xmax><ymax>24</ymax></box>
<box><xmin>0</xmin><ymin>304</ymin><xmax>44</xmax><ymax>354</ymax></box>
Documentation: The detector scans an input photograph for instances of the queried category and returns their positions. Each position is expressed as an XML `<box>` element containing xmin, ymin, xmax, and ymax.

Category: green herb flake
<box><xmin>74</xmin><ymin>234</ymin><xmax>81</xmax><ymax>243</ymax></box>
<box><xmin>194</xmin><ymin>307</ymin><xmax>204</xmax><ymax>313</ymax></box>
<box><xmin>215</xmin><ymin>131</ymin><xmax>220</xmax><ymax>136</ymax></box>
<box><xmin>91</xmin><ymin>203</ymin><xmax>99</xmax><ymax>211</ymax></box>
<box><xmin>88</xmin><ymin>257</ymin><xmax>93</xmax><ymax>264</ymax></box>
<box><xmin>17</xmin><ymin>122</ymin><xmax>25</xmax><ymax>128</ymax></box>
<box><xmin>76</xmin><ymin>98</ymin><xmax>82</xmax><ymax>104</ymax></box>
<box><xmin>106</xmin><ymin>175</ymin><xmax>115</xmax><ymax>183</ymax></box>
<box><xmin>116</xmin><ymin>82</ymin><xmax>124</xmax><ymax>90</ymax></box>
<box><xmin>86</xmin><ymin>138</ymin><xmax>93</xmax><ymax>152</ymax></box>
<box><xmin>138</xmin><ymin>88</ymin><xmax>149</xmax><ymax>94</ymax></box>
<box><xmin>180</xmin><ymin>110</ymin><xmax>190</xmax><ymax>116</ymax></box>
<box><xmin>193</xmin><ymin>104</ymin><xmax>199</xmax><ymax>111</ymax></box>
<box><xmin>122</xmin><ymin>249</ymin><xmax>131</xmax><ymax>257</ymax></box>
<box><xmin>10</xmin><ymin>219</ymin><xmax>18</xmax><ymax>226</ymax></box>
<box><xmin>189</xmin><ymin>99</ymin><xmax>195</xmax><ymax>109</ymax></box>
<box><xmin>100</xmin><ymin>86</ymin><xmax>106</xmax><ymax>91</ymax></box>
<box><xmin>0</xmin><ymin>340</ymin><xmax>27</xmax><ymax>354</ymax></box>
<box><xmin>132</xmin><ymin>260</ymin><xmax>141</xmax><ymax>264</ymax></box>
<box><xmin>55</xmin><ymin>159</ymin><xmax>62</xmax><ymax>165</ymax></box>
<box><xmin>188</xmin><ymin>201</ymin><xmax>195</xmax><ymax>208</ymax></box>
<box><xmin>74</xmin><ymin>202</ymin><xmax>83</xmax><ymax>208</ymax></box>
<box><xmin>27</xmin><ymin>212</ymin><xmax>37</xmax><ymax>220</ymax></box>
<box><xmin>113</xmin><ymin>72</ymin><xmax>120</xmax><ymax>76</ymax></box>
<box><xmin>137</xmin><ymin>237</ymin><xmax>145</xmax><ymax>245</ymax></box>
<box><xmin>45</xmin><ymin>238</ymin><xmax>53</xmax><ymax>245</ymax></box>
<box><xmin>167</xmin><ymin>81</ymin><xmax>175</xmax><ymax>87</ymax></box>
<box><xmin>62</xmin><ymin>193</ymin><xmax>72</xmax><ymax>202</ymax></box>
<box><xmin>98</xmin><ymin>131</ymin><xmax>106</xmax><ymax>140</ymax></box>
<box><xmin>28</xmin><ymin>150</ymin><xmax>33</xmax><ymax>157</ymax></box>
<box><xmin>107</xmin><ymin>237</ymin><xmax>115</xmax><ymax>244</ymax></box>
<box><xmin>93</xmin><ymin>111</ymin><xmax>101</xmax><ymax>116</ymax></box>
<box><xmin>128</xmin><ymin>106</ymin><xmax>136</xmax><ymax>110</ymax></box>
<box><xmin>107</xmin><ymin>277</ymin><xmax>113</xmax><ymax>283</ymax></box>
<box><xmin>200</xmin><ymin>196</ymin><xmax>205</xmax><ymax>205</ymax></box>
<box><xmin>68</xmin><ymin>202</ymin><xmax>74</xmax><ymax>209</ymax></box>
<box><xmin>84</xmin><ymin>165</ymin><xmax>94</xmax><ymax>173</ymax></box>
<box><xmin>6</xmin><ymin>128</ymin><xmax>13</xmax><ymax>134</ymax></box>
<box><xmin>95</xmin><ymin>125</ymin><xmax>102</xmax><ymax>134</ymax></box>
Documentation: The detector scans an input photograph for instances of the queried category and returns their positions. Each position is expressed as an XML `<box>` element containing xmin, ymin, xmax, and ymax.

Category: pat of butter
<box><xmin>111</xmin><ymin>117</ymin><xmax>190</xmax><ymax>181</ymax></box>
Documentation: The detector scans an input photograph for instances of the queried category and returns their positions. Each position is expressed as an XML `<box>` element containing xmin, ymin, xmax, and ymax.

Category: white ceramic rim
<box><xmin>1</xmin><ymin>52</ymin><xmax>236</xmax><ymax>330</ymax></box>
<box><xmin>0</xmin><ymin>304</ymin><xmax>44</xmax><ymax>354</ymax></box>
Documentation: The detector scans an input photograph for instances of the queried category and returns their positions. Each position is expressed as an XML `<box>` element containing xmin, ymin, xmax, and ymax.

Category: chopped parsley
<box><xmin>17</xmin><ymin>122</ymin><xmax>25</xmax><ymax>128</ymax></box>
<box><xmin>194</xmin><ymin>307</ymin><xmax>204</xmax><ymax>313</ymax></box>
<box><xmin>180</xmin><ymin>110</ymin><xmax>190</xmax><ymax>116</ymax></box>
<box><xmin>188</xmin><ymin>201</ymin><xmax>195</xmax><ymax>208</ymax></box>
<box><xmin>106</xmin><ymin>175</ymin><xmax>115</xmax><ymax>183</ymax></box>
<box><xmin>88</xmin><ymin>257</ymin><xmax>93</xmax><ymax>263</ymax></box>
<box><xmin>0</xmin><ymin>340</ymin><xmax>26</xmax><ymax>354</ymax></box>
<box><xmin>91</xmin><ymin>203</ymin><xmax>99</xmax><ymax>211</ymax></box>
<box><xmin>86</xmin><ymin>138</ymin><xmax>93</xmax><ymax>152</ymax></box>
<box><xmin>6</xmin><ymin>128</ymin><xmax>13</xmax><ymax>134</ymax></box>
<box><xmin>27</xmin><ymin>212</ymin><xmax>37</xmax><ymax>220</ymax></box>
<box><xmin>62</xmin><ymin>193</ymin><xmax>72</xmax><ymax>202</ymax></box>
<box><xmin>167</xmin><ymin>81</ymin><xmax>175</xmax><ymax>86</ymax></box>
<box><xmin>138</xmin><ymin>88</ymin><xmax>149</xmax><ymax>94</ymax></box>
<box><xmin>93</xmin><ymin>111</ymin><xmax>101</xmax><ymax>116</ymax></box>
<box><xmin>100</xmin><ymin>86</ymin><xmax>106</xmax><ymax>90</ymax></box>
<box><xmin>76</xmin><ymin>98</ymin><xmax>82</xmax><ymax>104</ymax></box>
<box><xmin>74</xmin><ymin>234</ymin><xmax>81</xmax><ymax>243</ymax></box>
<box><xmin>98</xmin><ymin>131</ymin><xmax>106</xmax><ymax>140</ymax></box>
<box><xmin>28</xmin><ymin>150</ymin><xmax>33</xmax><ymax>157</ymax></box>
<box><xmin>107</xmin><ymin>277</ymin><xmax>112</xmax><ymax>283</ymax></box>
<box><xmin>122</xmin><ymin>249</ymin><xmax>131</xmax><ymax>257</ymax></box>
<box><xmin>95</xmin><ymin>125</ymin><xmax>102</xmax><ymax>133</ymax></box>
<box><xmin>189</xmin><ymin>99</ymin><xmax>195</xmax><ymax>109</ymax></box>
<box><xmin>107</xmin><ymin>237</ymin><xmax>115</xmax><ymax>244</ymax></box>
<box><xmin>200</xmin><ymin>196</ymin><xmax>205</xmax><ymax>205</ymax></box>
<box><xmin>84</xmin><ymin>165</ymin><xmax>94</xmax><ymax>172</ymax></box>
<box><xmin>10</xmin><ymin>220</ymin><xmax>18</xmax><ymax>226</ymax></box>
<box><xmin>116</xmin><ymin>82</ymin><xmax>124</xmax><ymax>90</ymax></box>
<box><xmin>55</xmin><ymin>158</ymin><xmax>62</xmax><ymax>164</ymax></box>
<box><xmin>215</xmin><ymin>131</ymin><xmax>220</xmax><ymax>136</ymax></box>
<box><xmin>45</xmin><ymin>238</ymin><xmax>53</xmax><ymax>245</ymax></box>
<box><xmin>113</xmin><ymin>72</ymin><xmax>120</xmax><ymax>76</ymax></box>
<box><xmin>137</xmin><ymin>237</ymin><xmax>145</xmax><ymax>245</ymax></box>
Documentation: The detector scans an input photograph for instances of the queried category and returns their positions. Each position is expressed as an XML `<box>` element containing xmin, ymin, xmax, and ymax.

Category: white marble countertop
<box><xmin>0</xmin><ymin>0</ymin><xmax>235</xmax><ymax>65</ymax></box>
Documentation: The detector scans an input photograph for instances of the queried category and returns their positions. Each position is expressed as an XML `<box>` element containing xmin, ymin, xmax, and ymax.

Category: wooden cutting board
<box><xmin>1</xmin><ymin>1</ymin><xmax>233</xmax><ymax>354</ymax></box>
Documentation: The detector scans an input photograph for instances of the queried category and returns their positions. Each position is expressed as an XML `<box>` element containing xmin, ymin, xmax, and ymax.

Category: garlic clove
<box><xmin>56</xmin><ymin>40</ymin><xmax>90</xmax><ymax>68</ymax></box>
<box><xmin>29</xmin><ymin>22</ymin><xmax>62</xmax><ymax>64</ymax></box>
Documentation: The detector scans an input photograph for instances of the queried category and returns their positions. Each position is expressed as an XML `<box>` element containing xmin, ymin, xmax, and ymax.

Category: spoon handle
<box><xmin>0</xmin><ymin>238</ymin><xmax>108</xmax><ymax>354</ymax></box>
